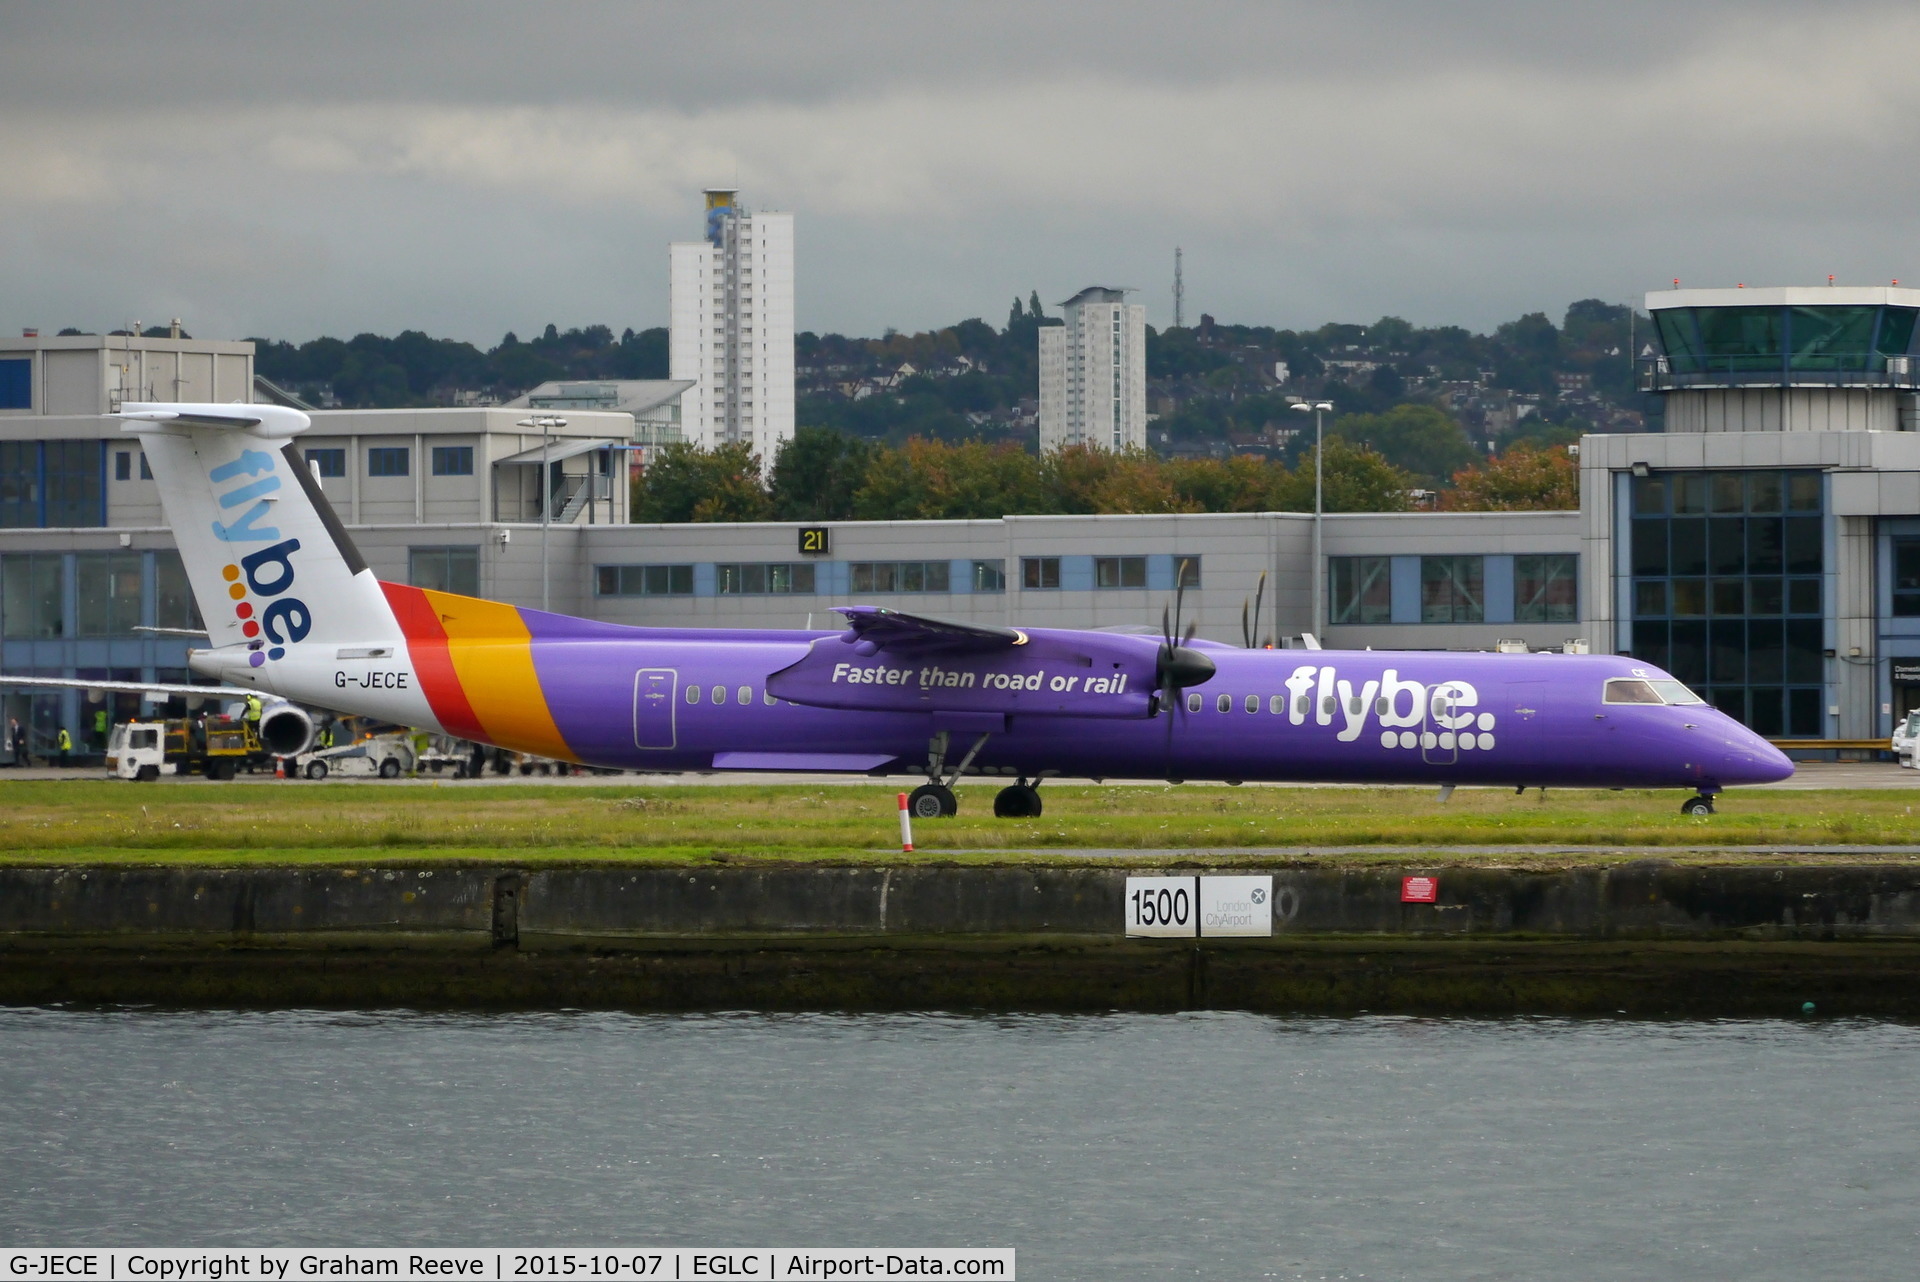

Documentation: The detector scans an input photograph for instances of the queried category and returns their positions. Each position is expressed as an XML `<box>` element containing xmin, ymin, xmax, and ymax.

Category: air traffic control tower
<box><xmin>1582</xmin><ymin>287</ymin><xmax>1920</xmax><ymax>744</ymax></box>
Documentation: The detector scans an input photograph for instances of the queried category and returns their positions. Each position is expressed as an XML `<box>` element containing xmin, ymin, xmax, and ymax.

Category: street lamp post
<box><xmin>1290</xmin><ymin>401</ymin><xmax>1334</xmax><ymax>640</ymax></box>
<box><xmin>517</xmin><ymin>415</ymin><xmax>568</xmax><ymax>612</ymax></box>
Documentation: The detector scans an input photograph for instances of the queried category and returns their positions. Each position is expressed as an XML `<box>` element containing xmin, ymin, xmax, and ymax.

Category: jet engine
<box><xmin>257</xmin><ymin>702</ymin><xmax>316</xmax><ymax>756</ymax></box>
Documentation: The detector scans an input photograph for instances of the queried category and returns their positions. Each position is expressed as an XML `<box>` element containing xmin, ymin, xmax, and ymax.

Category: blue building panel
<box><xmin>1389</xmin><ymin>555</ymin><xmax>1422</xmax><ymax>624</ymax></box>
<box><xmin>1483</xmin><ymin>555</ymin><xmax>1516</xmax><ymax>624</ymax></box>
<box><xmin>1059</xmin><ymin>555</ymin><xmax>1096</xmax><ymax>592</ymax></box>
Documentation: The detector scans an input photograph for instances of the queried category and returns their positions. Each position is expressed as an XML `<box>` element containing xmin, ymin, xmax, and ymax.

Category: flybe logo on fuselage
<box><xmin>1283</xmin><ymin>664</ymin><xmax>1500</xmax><ymax>752</ymax></box>
<box><xmin>207</xmin><ymin>449</ymin><xmax>310</xmax><ymax>667</ymax></box>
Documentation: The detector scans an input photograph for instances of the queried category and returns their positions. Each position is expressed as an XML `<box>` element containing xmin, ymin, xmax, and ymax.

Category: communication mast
<box><xmin>1173</xmin><ymin>247</ymin><xmax>1185</xmax><ymax>329</ymax></box>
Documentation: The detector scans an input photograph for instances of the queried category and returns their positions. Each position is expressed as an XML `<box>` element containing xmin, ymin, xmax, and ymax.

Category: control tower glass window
<box><xmin>1627</xmin><ymin>469</ymin><xmax>1824</xmax><ymax>738</ymax></box>
<box><xmin>1654</xmin><ymin>304</ymin><xmax>1918</xmax><ymax>381</ymax></box>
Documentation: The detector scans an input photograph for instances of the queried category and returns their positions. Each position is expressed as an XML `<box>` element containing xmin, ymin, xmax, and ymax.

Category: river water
<box><xmin>2</xmin><ymin>1008</ymin><xmax>1916</xmax><ymax>1279</ymax></box>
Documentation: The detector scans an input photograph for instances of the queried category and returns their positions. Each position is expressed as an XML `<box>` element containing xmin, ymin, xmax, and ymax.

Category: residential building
<box><xmin>668</xmin><ymin>189</ymin><xmax>795</xmax><ymax>456</ymax></box>
<box><xmin>1039</xmin><ymin>287</ymin><xmax>1147</xmax><ymax>452</ymax></box>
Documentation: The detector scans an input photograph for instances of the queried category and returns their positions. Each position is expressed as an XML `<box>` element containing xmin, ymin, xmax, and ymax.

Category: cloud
<box><xmin>2</xmin><ymin>3</ymin><xmax>1918</xmax><ymax>340</ymax></box>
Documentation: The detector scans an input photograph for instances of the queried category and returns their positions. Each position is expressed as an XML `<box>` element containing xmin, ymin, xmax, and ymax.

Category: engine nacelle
<box><xmin>257</xmin><ymin>703</ymin><xmax>315</xmax><ymax>756</ymax></box>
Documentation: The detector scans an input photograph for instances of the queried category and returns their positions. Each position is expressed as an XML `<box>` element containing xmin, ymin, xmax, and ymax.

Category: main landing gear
<box><xmin>907</xmin><ymin>783</ymin><xmax>958</xmax><ymax>819</ymax></box>
<box><xmin>910</xmin><ymin>730</ymin><xmax>1043</xmax><ymax>819</ymax></box>
<box><xmin>1681</xmin><ymin>792</ymin><xmax>1717</xmax><ymax>816</ymax></box>
<box><xmin>993</xmin><ymin>781</ymin><xmax>1043</xmax><ymax>818</ymax></box>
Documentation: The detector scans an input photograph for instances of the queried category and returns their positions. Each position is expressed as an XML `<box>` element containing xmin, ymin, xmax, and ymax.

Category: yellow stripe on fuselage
<box><xmin>420</xmin><ymin>589</ymin><xmax>576</xmax><ymax>760</ymax></box>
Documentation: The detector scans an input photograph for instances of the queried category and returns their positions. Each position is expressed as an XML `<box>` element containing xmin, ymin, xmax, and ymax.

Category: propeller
<box><xmin>1156</xmin><ymin>560</ymin><xmax>1217</xmax><ymax>772</ymax></box>
<box><xmin>1241</xmin><ymin>571</ymin><xmax>1271</xmax><ymax>649</ymax></box>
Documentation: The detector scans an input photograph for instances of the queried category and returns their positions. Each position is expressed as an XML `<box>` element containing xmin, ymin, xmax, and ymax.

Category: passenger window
<box><xmin>1217</xmin><ymin>693</ymin><xmax>1232</xmax><ymax>713</ymax></box>
<box><xmin>1321</xmin><ymin>695</ymin><xmax>1336</xmax><ymax>716</ymax></box>
<box><xmin>1270</xmin><ymin>695</ymin><xmax>1285</xmax><ymax>715</ymax></box>
<box><xmin>686</xmin><ymin>685</ymin><xmax>701</xmax><ymax>705</ymax></box>
<box><xmin>711</xmin><ymin>685</ymin><xmax>727</xmax><ymax>704</ymax></box>
<box><xmin>1603</xmin><ymin>678</ymin><xmax>1664</xmax><ymax>705</ymax></box>
<box><xmin>1245</xmin><ymin>695</ymin><xmax>1259</xmax><ymax>713</ymax></box>
<box><xmin>737</xmin><ymin>685</ymin><xmax>752</xmax><ymax>705</ymax></box>
<box><xmin>763</xmin><ymin>690</ymin><xmax>776</xmax><ymax>706</ymax></box>
<box><xmin>1186</xmin><ymin>693</ymin><xmax>1202</xmax><ymax>713</ymax></box>
<box><xmin>1296</xmin><ymin>695</ymin><xmax>1310</xmax><ymax>717</ymax></box>
<box><xmin>1376</xmin><ymin>697</ymin><xmax>1388</xmax><ymax>715</ymax></box>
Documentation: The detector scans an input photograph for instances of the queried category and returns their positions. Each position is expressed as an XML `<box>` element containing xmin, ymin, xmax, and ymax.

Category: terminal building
<box><xmin>2</xmin><ymin>284</ymin><xmax>1916</xmax><ymax>758</ymax></box>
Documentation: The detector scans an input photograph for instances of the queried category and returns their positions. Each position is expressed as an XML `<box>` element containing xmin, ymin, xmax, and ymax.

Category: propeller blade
<box><xmin>1241</xmin><ymin>600</ymin><xmax>1251</xmax><ymax>649</ymax></box>
<box><xmin>1183</xmin><ymin>618</ymin><xmax>1199</xmax><ymax>647</ymax></box>
<box><xmin>1252</xmin><ymin>571</ymin><xmax>1266</xmax><ymax>644</ymax></box>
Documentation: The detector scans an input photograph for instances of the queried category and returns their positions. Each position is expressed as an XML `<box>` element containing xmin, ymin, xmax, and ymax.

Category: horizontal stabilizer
<box><xmin>0</xmin><ymin>674</ymin><xmax>255</xmax><ymax>699</ymax></box>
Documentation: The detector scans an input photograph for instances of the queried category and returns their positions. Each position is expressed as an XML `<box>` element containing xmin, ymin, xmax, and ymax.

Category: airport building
<box><xmin>3</xmin><ymin>284</ymin><xmax>1917</xmax><ymax>758</ymax></box>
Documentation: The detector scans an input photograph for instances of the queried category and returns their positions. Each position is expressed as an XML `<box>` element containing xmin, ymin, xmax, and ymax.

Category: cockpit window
<box><xmin>1648</xmin><ymin>680</ymin><xmax>1705</xmax><ymax>705</ymax></box>
<box><xmin>1603</xmin><ymin>678</ymin><xmax>1665</xmax><ymax>704</ymax></box>
<box><xmin>1604</xmin><ymin>677</ymin><xmax>1706</xmax><ymax>706</ymax></box>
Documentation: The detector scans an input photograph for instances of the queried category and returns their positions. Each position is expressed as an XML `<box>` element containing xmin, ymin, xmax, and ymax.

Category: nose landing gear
<box><xmin>1681</xmin><ymin>792</ymin><xmax>1717</xmax><ymax>816</ymax></box>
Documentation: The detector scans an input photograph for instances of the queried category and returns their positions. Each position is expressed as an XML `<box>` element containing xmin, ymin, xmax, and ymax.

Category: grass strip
<box><xmin>0</xmin><ymin>780</ymin><xmax>1917</xmax><ymax>865</ymax></box>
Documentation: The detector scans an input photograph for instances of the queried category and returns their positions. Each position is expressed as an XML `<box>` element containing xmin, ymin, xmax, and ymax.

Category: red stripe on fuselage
<box><xmin>380</xmin><ymin>581</ymin><xmax>488</xmax><ymax>741</ymax></box>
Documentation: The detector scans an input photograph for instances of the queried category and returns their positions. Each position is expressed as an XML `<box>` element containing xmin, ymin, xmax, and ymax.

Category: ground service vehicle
<box><xmin>297</xmin><ymin>730</ymin><xmax>415</xmax><ymax>780</ymax></box>
<box><xmin>105</xmin><ymin>721</ymin><xmax>165</xmax><ymax>780</ymax></box>
<box><xmin>1894</xmin><ymin>711</ymin><xmax>1920</xmax><ymax>767</ymax></box>
<box><xmin>100</xmin><ymin>716</ymin><xmax>266</xmax><ymax>779</ymax></box>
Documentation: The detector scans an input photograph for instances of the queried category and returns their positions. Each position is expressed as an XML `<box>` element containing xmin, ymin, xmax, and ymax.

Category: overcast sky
<box><xmin>4</xmin><ymin>0</ymin><xmax>1918</xmax><ymax>345</ymax></box>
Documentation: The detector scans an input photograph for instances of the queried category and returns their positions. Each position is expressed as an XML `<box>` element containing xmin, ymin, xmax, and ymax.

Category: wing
<box><xmin>833</xmin><ymin>605</ymin><xmax>1025</xmax><ymax>657</ymax></box>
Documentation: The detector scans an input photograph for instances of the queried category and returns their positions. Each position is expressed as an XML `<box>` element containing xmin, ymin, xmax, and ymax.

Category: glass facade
<box><xmin>1329</xmin><ymin>556</ymin><xmax>1391</xmax><ymax>624</ymax></box>
<box><xmin>0</xmin><ymin>442</ymin><xmax>105</xmax><ymax>528</ymax></box>
<box><xmin>1515</xmin><ymin>553</ymin><xmax>1577</xmax><ymax>623</ymax></box>
<box><xmin>408</xmin><ymin>546</ymin><xmax>479</xmax><ymax>596</ymax></box>
<box><xmin>719</xmin><ymin>562</ymin><xmax>816</xmax><ymax>594</ymax></box>
<box><xmin>1627</xmin><ymin>469</ymin><xmax>1824</xmax><ymax>737</ymax></box>
<box><xmin>597</xmin><ymin>564</ymin><xmax>694</xmax><ymax>596</ymax></box>
<box><xmin>849</xmin><ymin>561</ymin><xmax>944</xmax><ymax>593</ymax></box>
<box><xmin>75</xmin><ymin>551</ymin><xmax>142</xmax><ymax>636</ymax></box>
<box><xmin>1094</xmin><ymin>556</ymin><xmax>1147</xmax><ymax>589</ymax></box>
<box><xmin>1</xmin><ymin>553</ymin><xmax>63</xmax><ymax>637</ymax></box>
<box><xmin>1420</xmin><ymin>556</ymin><xmax>1484</xmax><ymax>623</ymax></box>
<box><xmin>1654</xmin><ymin>304</ymin><xmax>1917</xmax><ymax>379</ymax></box>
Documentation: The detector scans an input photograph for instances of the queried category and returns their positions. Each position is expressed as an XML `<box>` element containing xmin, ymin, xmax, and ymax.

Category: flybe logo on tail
<box><xmin>207</xmin><ymin>449</ymin><xmax>310</xmax><ymax>667</ymax></box>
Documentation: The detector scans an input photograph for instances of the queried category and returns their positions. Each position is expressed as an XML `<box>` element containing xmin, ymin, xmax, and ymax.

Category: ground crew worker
<box><xmin>93</xmin><ymin>706</ymin><xmax>108</xmax><ymax>751</ymax></box>
<box><xmin>243</xmin><ymin>693</ymin><xmax>263</xmax><ymax>739</ymax></box>
<box><xmin>317</xmin><ymin>721</ymin><xmax>335</xmax><ymax>750</ymax></box>
<box><xmin>8</xmin><ymin>718</ymin><xmax>23</xmax><ymax>767</ymax></box>
<box><xmin>56</xmin><ymin>726</ymin><xmax>71</xmax><ymax>768</ymax></box>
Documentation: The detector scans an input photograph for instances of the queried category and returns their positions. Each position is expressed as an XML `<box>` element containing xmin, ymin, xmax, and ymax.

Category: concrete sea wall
<box><xmin>6</xmin><ymin>862</ymin><xmax>1920</xmax><ymax>1015</ymax></box>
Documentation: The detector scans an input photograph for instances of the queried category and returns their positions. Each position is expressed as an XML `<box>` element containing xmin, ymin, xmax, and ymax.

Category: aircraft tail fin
<box><xmin>119</xmin><ymin>403</ymin><xmax>401</xmax><ymax>668</ymax></box>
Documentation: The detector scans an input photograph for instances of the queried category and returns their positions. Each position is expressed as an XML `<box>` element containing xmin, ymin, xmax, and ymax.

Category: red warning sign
<box><xmin>1401</xmin><ymin>876</ymin><xmax>1438</xmax><ymax>903</ymax></box>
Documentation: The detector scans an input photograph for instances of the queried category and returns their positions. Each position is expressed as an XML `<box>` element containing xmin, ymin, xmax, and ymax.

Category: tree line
<box><xmin>632</xmin><ymin>428</ymin><xmax>1577</xmax><ymax>523</ymax></box>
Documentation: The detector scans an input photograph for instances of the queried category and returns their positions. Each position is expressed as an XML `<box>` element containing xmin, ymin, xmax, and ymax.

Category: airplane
<box><xmin>57</xmin><ymin>401</ymin><xmax>1789</xmax><ymax>818</ymax></box>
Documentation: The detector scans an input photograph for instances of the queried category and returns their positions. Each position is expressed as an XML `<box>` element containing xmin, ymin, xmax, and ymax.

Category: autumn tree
<box><xmin>1325</xmin><ymin>403</ymin><xmax>1477</xmax><ymax>487</ymax></box>
<box><xmin>1442</xmin><ymin>442</ymin><xmax>1579</xmax><ymax>511</ymax></box>
<box><xmin>632</xmin><ymin>442</ymin><xmax>772</xmax><ymax>523</ymax></box>
<box><xmin>1272</xmin><ymin>439</ymin><xmax>1416</xmax><ymax>513</ymax></box>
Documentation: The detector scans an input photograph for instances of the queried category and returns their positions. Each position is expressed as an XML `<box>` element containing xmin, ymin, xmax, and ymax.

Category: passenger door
<box><xmin>632</xmin><ymin>668</ymin><xmax>678</xmax><ymax>749</ymax></box>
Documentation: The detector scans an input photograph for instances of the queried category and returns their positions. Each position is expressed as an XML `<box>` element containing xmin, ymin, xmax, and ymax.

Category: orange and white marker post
<box><xmin>897</xmin><ymin>792</ymin><xmax>914</xmax><ymax>853</ymax></box>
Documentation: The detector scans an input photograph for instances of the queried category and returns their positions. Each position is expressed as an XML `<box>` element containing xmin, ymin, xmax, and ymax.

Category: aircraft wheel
<box><xmin>1681</xmin><ymin>795</ymin><xmax>1715</xmax><ymax>816</ymax></box>
<box><xmin>379</xmin><ymin>758</ymin><xmax>402</xmax><ymax>779</ymax></box>
<box><xmin>207</xmin><ymin>760</ymin><xmax>236</xmax><ymax>782</ymax></box>
<box><xmin>908</xmin><ymin>784</ymin><xmax>958</xmax><ymax>819</ymax></box>
<box><xmin>993</xmin><ymin>784</ymin><xmax>1043</xmax><ymax>819</ymax></box>
<box><xmin>136</xmin><ymin>765</ymin><xmax>160</xmax><ymax>783</ymax></box>
<box><xmin>305</xmin><ymin>760</ymin><xmax>329</xmax><ymax>781</ymax></box>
